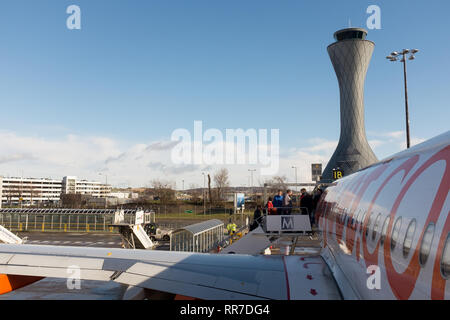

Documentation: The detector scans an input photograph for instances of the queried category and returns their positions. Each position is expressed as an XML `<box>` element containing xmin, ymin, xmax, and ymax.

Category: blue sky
<box><xmin>0</xmin><ymin>0</ymin><xmax>449</xmax><ymax>188</ymax></box>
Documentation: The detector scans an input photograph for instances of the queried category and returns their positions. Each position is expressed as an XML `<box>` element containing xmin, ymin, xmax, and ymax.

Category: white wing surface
<box><xmin>0</xmin><ymin>244</ymin><xmax>341</xmax><ymax>300</ymax></box>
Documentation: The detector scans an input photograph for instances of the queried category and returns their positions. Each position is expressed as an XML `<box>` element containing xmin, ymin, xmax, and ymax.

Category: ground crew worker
<box><xmin>227</xmin><ymin>220</ymin><xmax>237</xmax><ymax>235</ymax></box>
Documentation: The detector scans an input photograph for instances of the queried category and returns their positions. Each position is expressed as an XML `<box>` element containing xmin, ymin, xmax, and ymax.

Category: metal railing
<box><xmin>0</xmin><ymin>212</ymin><xmax>129</xmax><ymax>233</ymax></box>
<box><xmin>264</xmin><ymin>206</ymin><xmax>310</xmax><ymax>216</ymax></box>
<box><xmin>0</xmin><ymin>208</ymin><xmax>156</xmax><ymax>233</ymax></box>
<box><xmin>217</xmin><ymin>222</ymin><xmax>250</xmax><ymax>249</ymax></box>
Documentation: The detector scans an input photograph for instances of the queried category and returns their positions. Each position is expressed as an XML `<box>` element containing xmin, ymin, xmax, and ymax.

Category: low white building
<box><xmin>1</xmin><ymin>177</ymin><xmax>63</xmax><ymax>205</ymax></box>
<box><xmin>1</xmin><ymin>175</ymin><xmax>112</xmax><ymax>206</ymax></box>
<box><xmin>109</xmin><ymin>192</ymin><xmax>139</xmax><ymax>199</ymax></box>
<box><xmin>62</xmin><ymin>176</ymin><xmax>111</xmax><ymax>198</ymax></box>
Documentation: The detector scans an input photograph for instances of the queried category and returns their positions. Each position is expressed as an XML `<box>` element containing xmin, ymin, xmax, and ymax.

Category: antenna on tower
<box><xmin>348</xmin><ymin>19</ymin><xmax>352</xmax><ymax>28</ymax></box>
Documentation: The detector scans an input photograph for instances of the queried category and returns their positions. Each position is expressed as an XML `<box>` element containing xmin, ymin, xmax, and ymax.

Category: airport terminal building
<box><xmin>0</xmin><ymin>176</ymin><xmax>111</xmax><ymax>207</ymax></box>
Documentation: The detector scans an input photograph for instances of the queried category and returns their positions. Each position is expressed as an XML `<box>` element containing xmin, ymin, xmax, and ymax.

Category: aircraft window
<box><xmin>341</xmin><ymin>211</ymin><xmax>347</xmax><ymax>224</ymax></box>
<box><xmin>360</xmin><ymin>211</ymin><xmax>367</xmax><ymax>234</ymax></box>
<box><xmin>403</xmin><ymin>219</ymin><xmax>416</xmax><ymax>258</ymax></box>
<box><xmin>352</xmin><ymin>210</ymin><xmax>360</xmax><ymax>228</ymax></box>
<box><xmin>391</xmin><ymin>217</ymin><xmax>402</xmax><ymax>250</ymax></box>
<box><xmin>441</xmin><ymin>233</ymin><xmax>450</xmax><ymax>279</ymax></box>
<box><xmin>325</xmin><ymin>203</ymin><xmax>331</xmax><ymax>217</ymax></box>
<box><xmin>321</xmin><ymin>202</ymin><xmax>328</xmax><ymax>217</ymax></box>
<box><xmin>381</xmin><ymin>217</ymin><xmax>390</xmax><ymax>245</ymax></box>
<box><xmin>366</xmin><ymin>213</ymin><xmax>376</xmax><ymax>238</ymax></box>
<box><xmin>358</xmin><ymin>209</ymin><xmax>364</xmax><ymax>223</ymax></box>
<box><xmin>419</xmin><ymin>223</ymin><xmax>435</xmax><ymax>267</ymax></box>
<box><xmin>346</xmin><ymin>212</ymin><xmax>352</xmax><ymax>227</ymax></box>
<box><xmin>320</xmin><ymin>202</ymin><xmax>326</xmax><ymax>218</ymax></box>
<box><xmin>372</xmin><ymin>214</ymin><xmax>382</xmax><ymax>241</ymax></box>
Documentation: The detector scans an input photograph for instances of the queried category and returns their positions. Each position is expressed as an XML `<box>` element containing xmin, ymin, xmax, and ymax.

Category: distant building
<box><xmin>175</xmin><ymin>192</ymin><xmax>193</xmax><ymax>201</ymax></box>
<box><xmin>62</xmin><ymin>176</ymin><xmax>111</xmax><ymax>198</ymax></box>
<box><xmin>109</xmin><ymin>192</ymin><xmax>139</xmax><ymax>199</ymax></box>
<box><xmin>1</xmin><ymin>175</ymin><xmax>111</xmax><ymax>206</ymax></box>
<box><xmin>1</xmin><ymin>177</ymin><xmax>62</xmax><ymax>205</ymax></box>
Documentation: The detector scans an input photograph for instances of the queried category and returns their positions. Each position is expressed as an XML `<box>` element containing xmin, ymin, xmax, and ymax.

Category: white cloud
<box><xmin>399</xmin><ymin>137</ymin><xmax>427</xmax><ymax>150</ymax></box>
<box><xmin>368</xmin><ymin>130</ymin><xmax>404</xmax><ymax>139</ymax></box>
<box><xmin>0</xmin><ymin>129</ymin><xmax>427</xmax><ymax>188</ymax></box>
<box><xmin>0</xmin><ymin>153</ymin><xmax>35</xmax><ymax>164</ymax></box>
<box><xmin>297</xmin><ymin>138</ymin><xmax>338</xmax><ymax>154</ymax></box>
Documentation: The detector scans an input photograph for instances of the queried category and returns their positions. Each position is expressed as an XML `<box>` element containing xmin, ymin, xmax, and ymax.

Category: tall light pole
<box><xmin>201</xmin><ymin>172</ymin><xmax>206</xmax><ymax>215</ymax></box>
<box><xmin>386</xmin><ymin>49</ymin><xmax>419</xmax><ymax>149</ymax></box>
<box><xmin>248</xmin><ymin>169</ymin><xmax>256</xmax><ymax>193</ymax></box>
<box><xmin>291</xmin><ymin>166</ymin><xmax>298</xmax><ymax>191</ymax></box>
<box><xmin>98</xmin><ymin>172</ymin><xmax>108</xmax><ymax>208</ymax></box>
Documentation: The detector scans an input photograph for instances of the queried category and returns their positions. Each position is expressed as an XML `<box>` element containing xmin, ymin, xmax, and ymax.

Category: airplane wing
<box><xmin>0</xmin><ymin>244</ymin><xmax>341</xmax><ymax>300</ymax></box>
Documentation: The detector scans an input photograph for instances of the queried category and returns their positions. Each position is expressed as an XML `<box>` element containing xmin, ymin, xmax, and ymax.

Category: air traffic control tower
<box><xmin>322</xmin><ymin>28</ymin><xmax>378</xmax><ymax>182</ymax></box>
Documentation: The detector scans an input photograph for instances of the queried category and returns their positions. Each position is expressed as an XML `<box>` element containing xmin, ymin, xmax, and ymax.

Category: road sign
<box><xmin>332</xmin><ymin>168</ymin><xmax>344</xmax><ymax>180</ymax></box>
<box><xmin>311</xmin><ymin>163</ymin><xmax>322</xmax><ymax>182</ymax></box>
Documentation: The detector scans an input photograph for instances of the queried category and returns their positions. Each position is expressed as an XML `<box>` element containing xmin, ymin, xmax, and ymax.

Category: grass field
<box><xmin>154</xmin><ymin>212</ymin><xmax>253</xmax><ymax>220</ymax></box>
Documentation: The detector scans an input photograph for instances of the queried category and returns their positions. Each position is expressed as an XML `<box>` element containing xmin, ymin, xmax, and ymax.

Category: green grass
<box><xmin>155</xmin><ymin>212</ymin><xmax>252</xmax><ymax>220</ymax></box>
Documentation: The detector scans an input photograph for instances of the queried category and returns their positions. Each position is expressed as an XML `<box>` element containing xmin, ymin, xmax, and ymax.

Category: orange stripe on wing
<box><xmin>0</xmin><ymin>274</ymin><xmax>44</xmax><ymax>295</ymax></box>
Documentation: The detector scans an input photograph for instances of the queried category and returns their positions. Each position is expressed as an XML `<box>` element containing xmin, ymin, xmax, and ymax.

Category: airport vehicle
<box><xmin>144</xmin><ymin>223</ymin><xmax>172</xmax><ymax>242</ymax></box>
<box><xmin>0</xmin><ymin>131</ymin><xmax>449</xmax><ymax>299</ymax></box>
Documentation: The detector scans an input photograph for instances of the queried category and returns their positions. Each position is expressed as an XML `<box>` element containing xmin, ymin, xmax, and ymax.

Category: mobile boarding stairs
<box><xmin>109</xmin><ymin>209</ymin><xmax>156</xmax><ymax>249</ymax></box>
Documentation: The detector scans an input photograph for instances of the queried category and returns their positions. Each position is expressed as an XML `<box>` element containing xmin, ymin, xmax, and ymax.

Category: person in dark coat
<box><xmin>250</xmin><ymin>205</ymin><xmax>263</xmax><ymax>231</ymax></box>
<box><xmin>300</xmin><ymin>188</ymin><xmax>313</xmax><ymax>216</ymax></box>
<box><xmin>311</xmin><ymin>189</ymin><xmax>323</xmax><ymax>226</ymax></box>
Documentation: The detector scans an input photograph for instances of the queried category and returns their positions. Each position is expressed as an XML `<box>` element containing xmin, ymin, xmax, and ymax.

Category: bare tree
<box><xmin>5</xmin><ymin>185</ymin><xmax>22</xmax><ymax>206</ymax></box>
<box><xmin>213</xmin><ymin>168</ymin><xmax>230</xmax><ymax>203</ymax></box>
<box><xmin>263</xmin><ymin>175</ymin><xmax>288</xmax><ymax>194</ymax></box>
<box><xmin>187</xmin><ymin>183</ymin><xmax>202</xmax><ymax>202</ymax></box>
<box><xmin>61</xmin><ymin>194</ymin><xmax>83</xmax><ymax>208</ymax></box>
<box><xmin>150</xmin><ymin>179</ymin><xmax>176</xmax><ymax>205</ymax></box>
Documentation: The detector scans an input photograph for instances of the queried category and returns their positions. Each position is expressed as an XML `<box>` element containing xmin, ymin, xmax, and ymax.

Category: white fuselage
<box><xmin>316</xmin><ymin>131</ymin><xmax>450</xmax><ymax>299</ymax></box>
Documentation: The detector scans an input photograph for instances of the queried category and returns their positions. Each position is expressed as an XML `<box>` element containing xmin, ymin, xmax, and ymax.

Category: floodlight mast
<box><xmin>386</xmin><ymin>49</ymin><xmax>419</xmax><ymax>149</ymax></box>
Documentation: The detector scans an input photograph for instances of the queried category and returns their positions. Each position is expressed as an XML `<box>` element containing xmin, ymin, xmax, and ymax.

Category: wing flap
<box><xmin>114</xmin><ymin>272</ymin><xmax>263</xmax><ymax>300</ymax></box>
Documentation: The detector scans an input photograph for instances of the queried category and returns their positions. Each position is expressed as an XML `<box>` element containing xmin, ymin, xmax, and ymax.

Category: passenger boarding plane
<box><xmin>0</xmin><ymin>131</ymin><xmax>448</xmax><ymax>300</ymax></box>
